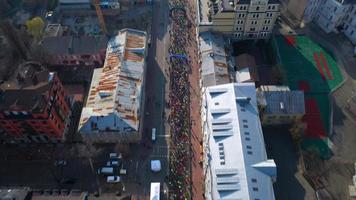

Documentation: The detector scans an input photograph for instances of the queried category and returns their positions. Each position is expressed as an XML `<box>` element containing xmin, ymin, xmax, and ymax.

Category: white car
<box><xmin>106</xmin><ymin>160</ymin><xmax>120</xmax><ymax>166</ymax></box>
<box><xmin>151</xmin><ymin>128</ymin><xmax>156</xmax><ymax>141</ymax></box>
<box><xmin>151</xmin><ymin>160</ymin><xmax>161</xmax><ymax>172</ymax></box>
<box><xmin>107</xmin><ymin>176</ymin><xmax>120</xmax><ymax>183</ymax></box>
<box><xmin>109</xmin><ymin>153</ymin><xmax>122</xmax><ymax>159</ymax></box>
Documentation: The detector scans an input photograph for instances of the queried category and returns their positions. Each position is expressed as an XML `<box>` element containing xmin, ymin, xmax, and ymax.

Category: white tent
<box><xmin>151</xmin><ymin>160</ymin><xmax>161</xmax><ymax>172</ymax></box>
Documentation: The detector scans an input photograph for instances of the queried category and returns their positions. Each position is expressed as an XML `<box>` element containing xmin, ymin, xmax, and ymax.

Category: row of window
<box><xmin>234</xmin><ymin>32</ymin><xmax>270</xmax><ymax>39</ymax></box>
<box><xmin>238</xmin><ymin>5</ymin><xmax>277</xmax><ymax>11</ymax></box>
<box><xmin>237</xmin><ymin>12</ymin><xmax>274</xmax><ymax>19</ymax></box>
<box><xmin>218</xmin><ymin>143</ymin><xmax>225</xmax><ymax>165</ymax></box>
<box><xmin>3</xmin><ymin>111</ymin><xmax>29</xmax><ymax>116</ymax></box>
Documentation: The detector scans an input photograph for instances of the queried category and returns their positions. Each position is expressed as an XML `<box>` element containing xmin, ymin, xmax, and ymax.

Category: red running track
<box><xmin>313</xmin><ymin>52</ymin><xmax>326</xmax><ymax>81</ymax></box>
<box><xmin>298</xmin><ymin>80</ymin><xmax>310</xmax><ymax>92</ymax></box>
<box><xmin>302</xmin><ymin>99</ymin><xmax>327</xmax><ymax>138</ymax></box>
<box><xmin>285</xmin><ymin>35</ymin><xmax>296</xmax><ymax>46</ymax></box>
<box><xmin>319</xmin><ymin>52</ymin><xmax>334</xmax><ymax>80</ymax></box>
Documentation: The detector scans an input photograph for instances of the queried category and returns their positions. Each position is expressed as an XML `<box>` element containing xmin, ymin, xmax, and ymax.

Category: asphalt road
<box><xmin>0</xmin><ymin>1</ymin><xmax>171</xmax><ymax>198</ymax></box>
<box><xmin>122</xmin><ymin>0</ymin><xmax>171</xmax><ymax>198</ymax></box>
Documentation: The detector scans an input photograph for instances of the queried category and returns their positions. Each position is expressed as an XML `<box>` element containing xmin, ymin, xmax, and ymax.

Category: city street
<box><xmin>0</xmin><ymin>0</ymin><xmax>171</xmax><ymax>198</ymax></box>
<box><xmin>123</xmin><ymin>0</ymin><xmax>172</xmax><ymax>198</ymax></box>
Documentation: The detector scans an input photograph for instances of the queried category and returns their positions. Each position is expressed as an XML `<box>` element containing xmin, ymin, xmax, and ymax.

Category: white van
<box><xmin>151</xmin><ymin>128</ymin><xmax>156</xmax><ymax>141</ymax></box>
<box><xmin>107</xmin><ymin>176</ymin><xmax>120</xmax><ymax>183</ymax></box>
<box><xmin>97</xmin><ymin>167</ymin><xmax>114</xmax><ymax>175</ymax></box>
<box><xmin>120</xmin><ymin>169</ymin><xmax>127</xmax><ymax>175</ymax></box>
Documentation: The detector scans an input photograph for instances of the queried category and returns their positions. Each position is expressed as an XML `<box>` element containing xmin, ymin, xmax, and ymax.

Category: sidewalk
<box><xmin>186</xmin><ymin>1</ymin><xmax>204</xmax><ymax>200</ymax></box>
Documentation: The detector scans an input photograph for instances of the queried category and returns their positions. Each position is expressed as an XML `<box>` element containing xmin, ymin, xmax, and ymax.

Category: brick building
<box><xmin>0</xmin><ymin>62</ymin><xmax>70</xmax><ymax>143</ymax></box>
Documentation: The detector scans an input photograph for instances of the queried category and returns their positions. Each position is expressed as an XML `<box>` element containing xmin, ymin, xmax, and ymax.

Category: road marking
<box><xmin>157</xmin><ymin>134</ymin><xmax>170</xmax><ymax>138</ymax></box>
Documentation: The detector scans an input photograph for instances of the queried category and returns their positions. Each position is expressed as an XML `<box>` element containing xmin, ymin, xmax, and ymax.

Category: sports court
<box><xmin>274</xmin><ymin>35</ymin><xmax>343</xmax><ymax>158</ymax></box>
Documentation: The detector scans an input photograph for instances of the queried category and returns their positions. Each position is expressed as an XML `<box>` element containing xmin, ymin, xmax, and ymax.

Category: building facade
<box><xmin>202</xmin><ymin>83</ymin><xmax>276</xmax><ymax>200</ymax></box>
<box><xmin>199</xmin><ymin>0</ymin><xmax>280</xmax><ymax>40</ymax></box>
<box><xmin>78</xmin><ymin>28</ymin><xmax>147</xmax><ymax>143</ymax></box>
<box><xmin>0</xmin><ymin>62</ymin><xmax>71</xmax><ymax>143</ymax></box>
<box><xmin>343</xmin><ymin>4</ymin><xmax>356</xmax><ymax>44</ymax></box>
<box><xmin>302</xmin><ymin>0</ymin><xmax>356</xmax><ymax>44</ymax></box>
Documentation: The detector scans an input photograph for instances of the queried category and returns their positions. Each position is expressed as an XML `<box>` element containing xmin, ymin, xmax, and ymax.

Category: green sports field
<box><xmin>273</xmin><ymin>35</ymin><xmax>344</xmax><ymax>158</ymax></box>
<box><xmin>274</xmin><ymin>35</ymin><xmax>343</xmax><ymax>132</ymax></box>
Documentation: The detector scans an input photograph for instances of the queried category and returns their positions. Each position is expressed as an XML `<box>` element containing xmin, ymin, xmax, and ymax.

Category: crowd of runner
<box><xmin>168</xmin><ymin>0</ymin><xmax>193</xmax><ymax>199</ymax></box>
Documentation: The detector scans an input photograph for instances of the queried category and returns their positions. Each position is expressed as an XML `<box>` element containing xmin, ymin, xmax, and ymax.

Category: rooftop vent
<box><xmin>280</xmin><ymin>102</ymin><xmax>284</xmax><ymax>110</ymax></box>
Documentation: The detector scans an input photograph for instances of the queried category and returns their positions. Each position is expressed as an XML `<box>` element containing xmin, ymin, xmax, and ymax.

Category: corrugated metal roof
<box><xmin>199</xmin><ymin>33</ymin><xmax>230</xmax><ymax>87</ymax></box>
<box><xmin>79</xmin><ymin>29</ymin><xmax>146</xmax><ymax>131</ymax></box>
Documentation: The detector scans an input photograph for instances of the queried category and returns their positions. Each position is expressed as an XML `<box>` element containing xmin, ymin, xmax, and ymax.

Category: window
<box><xmin>247</xmin><ymin>145</ymin><xmax>252</xmax><ymax>149</ymax></box>
<box><xmin>247</xmin><ymin>151</ymin><xmax>253</xmax><ymax>155</ymax></box>
<box><xmin>241</xmin><ymin>108</ymin><xmax>246</xmax><ymax>112</ymax></box>
<box><xmin>268</xmin><ymin>5</ymin><xmax>271</xmax><ymax>10</ymax></box>
<box><xmin>272</xmin><ymin>5</ymin><xmax>275</xmax><ymax>10</ymax></box>
<box><xmin>351</xmin><ymin>30</ymin><xmax>354</xmax><ymax>35</ymax></box>
<box><xmin>250</xmin><ymin>27</ymin><xmax>255</xmax><ymax>31</ymax></box>
<box><xmin>244</xmin><ymin>132</ymin><xmax>250</xmax><ymax>135</ymax></box>
<box><xmin>215</xmin><ymin>102</ymin><xmax>219</xmax><ymax>105</ymax></box>
<box><xmin>256</xmin><ymin>6</ymin><xmax>260</xmax><ymax>11</ymax></box>
<box><xmin>243</xmin><ymin>124</ymin><xmax>248</xmax><ymax>128</ymax></box>
<box><xmin>245</xmin><ymin>137</ymin><xmax>250</xmax><ymax>141</ymax></box>
<box><xmin>242</xmin><ymin>119</ymin><xmax>248</xmax><ymax>123</ymax></box>
<box><xmin>253</xmin><ymin>187</ymin><xmax>259</xmax><ymax>191</ymax></box>
<box><xmin>220</xmin><ymin>161</ymin><xmax>225</xmax><ymax>165</ymax></box>
<box><xmin>252</xmin><ymin>178</ymin><xmax>257</xmax><ymax>183</ymax></box>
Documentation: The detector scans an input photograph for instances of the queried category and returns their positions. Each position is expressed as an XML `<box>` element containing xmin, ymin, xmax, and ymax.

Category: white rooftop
<box><xmin>204</xmin><ymin>82</ymin><xmax>276</xmax><ymax>200</ymax></box>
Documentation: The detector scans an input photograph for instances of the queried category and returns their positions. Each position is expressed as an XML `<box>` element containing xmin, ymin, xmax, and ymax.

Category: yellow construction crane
<box><xmin>92</xmin><ymin>0</ymin><xmax>107</xmax><ymax>35</ymax></box>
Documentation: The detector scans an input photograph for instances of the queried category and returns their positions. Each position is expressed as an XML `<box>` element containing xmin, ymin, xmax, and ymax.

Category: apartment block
<box><xmin>0</xmin><ymin>62</ymin><xmax>71</xmax><ymax>143</ymax></box>
<box><xmin>198</xmin><ymin>0</ymin><xmax>280</xmax><ymax>40</ymax></box>
<box><xmin>343</xmin><ymin>4</ymin><xmax>356</xmax><ymax>44</ymax></box>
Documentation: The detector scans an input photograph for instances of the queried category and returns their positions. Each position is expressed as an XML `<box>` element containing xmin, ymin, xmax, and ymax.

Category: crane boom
<box><xmin>93</xmin><ymin>0</ymin><xmax>107</xmax><ymax>35</ymax></box>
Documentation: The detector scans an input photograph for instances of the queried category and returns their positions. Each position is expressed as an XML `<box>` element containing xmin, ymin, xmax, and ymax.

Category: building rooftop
<box><xmin>199</xmin><ymin>33</ymin><xmax>230</xmax><ymax>87</ymax></box>
<box><xmin>79</xmin><ymin>28</ymin><xmax>147</xmax><ymax>132</ymax></box>
<box><xmin>204</xmin><ymin>82</ymin><xmax>276</xmax><ymax>200</ymax></box>
<box><xmin>44</xmin><ymin>24</ymin><xmax>62</xmax><ymax>37</ymax></box>
<box><xmin>42</xmin><ymin>36</ymin><xmax>108</xmax><ymax>56</ymax></box>
<box><xmin>259</xmin><ymin>87</ymin><xmax>305</xmax><ymax>115</ymax></box>
<box><xmin>32</xmin><ymin>192</ymin><xmax>88</xmax><ymax>200</ymax></box>
<box><xmin>0</xmin><ymin>62</ymin><xmax>53</xmax><ymax>112</ymax></box>
<box><xmin>221</xmin><ymin>0</ymin><xmax>236</xmax><ymax>11</ymax></box>
<box><xmin>0</xmin><ymin>188</ymin><xmax>30</xmax><ymax>200</ymax></box>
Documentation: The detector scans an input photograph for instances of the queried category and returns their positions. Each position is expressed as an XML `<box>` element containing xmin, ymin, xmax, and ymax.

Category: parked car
<box><xmin>97</xmin><ymin>167</ymin><xmax>114</xmax><ymax>175</ymax></box>
<box><xmin>109</xmin><ymin>153</ymin><xmax>122</xmax><ymax>159</ymax></box>
<box><xmin>106</xmin><ymin>160</ymin><xmax>120</xmax><ymax>167</ymax></box>
<box><xmin>54</xmin><ymin>160</ymin><xmax>67</xmax><ymax>166</ymax></box>
<box><xmin>107</xmin><ymin>176</ymin><xmax>120</xmax><ymax>183</ymax></box>
<box><xmin>151</xmin><ymin>128</ymin><xmax>156</xmax><ymax>141</ymax></box>
<box><xmin>60</xmin><ymin>178</ymin><xmax>76</xmax><ymax>184</ymax></box>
